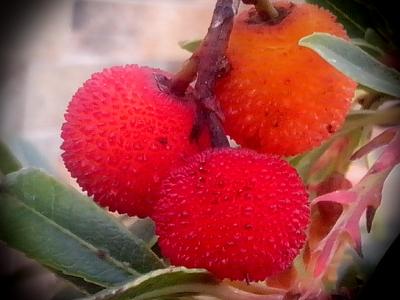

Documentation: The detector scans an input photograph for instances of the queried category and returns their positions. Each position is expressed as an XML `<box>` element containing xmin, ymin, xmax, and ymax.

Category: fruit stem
<box><xmin>243</xmin><ymin>0</ymin><xmax>279</xmax><ymax>20</ymax></box>
<box><xmin>169</xmin><ymin>54</ymin><xmax>200</xmax><ymax>97</ymax></box>
<box><xmin>257</xmin><ymin>0</ymin><xmax>279</xmax><ymax>19</ymax></box>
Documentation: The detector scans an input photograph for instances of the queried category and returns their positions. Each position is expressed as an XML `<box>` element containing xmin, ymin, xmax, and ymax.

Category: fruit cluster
<box><xmin>61</xmin><ymin>1</ymin><xmax>356</xmax><ymax>281</ymax></box>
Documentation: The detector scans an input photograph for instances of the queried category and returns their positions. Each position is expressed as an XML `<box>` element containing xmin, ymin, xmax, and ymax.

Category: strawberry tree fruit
<box><xmin>61</xmin><ymin>65</ymin><xmax>209</xmax><ymax>218</ymax></box>
<box><xmin>215</xmin><ymin>0</ymin><xmax>357</xmax><ymax>156</ymax></box>
<box><xmin>152</xmin><ymin>147</ymin><xmax>310</xmax><ymax>281</ymax></box>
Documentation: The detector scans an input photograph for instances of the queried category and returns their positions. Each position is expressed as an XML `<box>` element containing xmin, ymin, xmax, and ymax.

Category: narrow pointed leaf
<box><xmin>307</xmin><ymin>128</ymin><xmax>400</xmax><ymax>277</ymax></box>
<box><xmin>299</xmin><ymin>33</ymin><xmax>400</xmax><ymax>97</ymax></box>
<box><xmin>0</xmin><ymin>192</ymin><xmax>137</xmax><ymax>286</ymax></box>
<box><xmin>351</xmin><ymin>127</ymin><xmax>397</xmax><ymax>160</ymax></box>
<box><xmin>0</xmin><ymin>168</ymin><xmax>164</xmax><ymax>287</ymax></box>
<box><xmin>179</xmin><ymin>39</ymin><xmax>202</xmax><ymax>53</ymax></box>
<box><xmin>81</xmin><ymin>267</ymin><xmax>279</xmax><ymax>300</ymax></box>
<box><xmin>80</xmin><ymin>267</ymin><xmax>217</xmax><ymax>300</ymax></box>
<box><xmin>305</xmin><ymin>0</ymin><xmax>370</xmax><ymax>38</ymax></box>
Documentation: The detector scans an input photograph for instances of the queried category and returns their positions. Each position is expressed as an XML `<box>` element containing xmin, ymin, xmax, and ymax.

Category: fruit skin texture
<box><xmin>152</xmin><ymin>148</ymin><xmax>310</xmax><ymax>281</ymax></box>
<box><xmin>61</xmin><ymin>65</ymin><xmax>208</xmax><ymax>218</ymax></box>
<box><xmin>215</xmin><ymin>1</ymin><xmax>357</xmax><ymax>156</ymax></box>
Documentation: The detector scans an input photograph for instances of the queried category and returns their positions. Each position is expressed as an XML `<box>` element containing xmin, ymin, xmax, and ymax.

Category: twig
<box><xmin>169</xmin><ymin>54</ymin><xmax>200</xmax><ymax>97</ymax></box>
<box><xmin>170</xmin><ymin>0</ymin><xmax>240</xmax><ymax>147</ymax></box>
<box><xmin>194</xmin><ymin>0</ymin><xmax>240</xmax><ymax>147</ymax></box>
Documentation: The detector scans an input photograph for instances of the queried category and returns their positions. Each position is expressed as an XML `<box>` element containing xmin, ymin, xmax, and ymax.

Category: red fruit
<box><xmin>152</xmin><ymin>148</ymin><xmax>310</xmax><ymax>281</ymax></box>
<box><xmin>61</xmin><ymin>65</ymin><xmax>208</xmax><ymax>217</ymax></box>
<box><xmin>215</xmin><ymin>1</ymin><xmax>357</xmax><ymax>156</ymax></box>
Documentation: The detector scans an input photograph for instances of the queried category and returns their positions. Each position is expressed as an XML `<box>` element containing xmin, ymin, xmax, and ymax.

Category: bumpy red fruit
<box><xmin>215</xmin><ymin>1</ymin><xmax>357</xmax><ymax>156</ymax></box>
<box><xmin>61</xmin><ymin>65</ymin><xmax>208</xmax><ymax>217</ymax></box>
<box><xmin>152</xmin><ymin>148</ymin><xmax>310</xmax><ymax>281</ymax></box>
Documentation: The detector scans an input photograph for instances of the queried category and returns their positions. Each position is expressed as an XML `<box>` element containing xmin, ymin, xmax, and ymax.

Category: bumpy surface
<box><xmin>61</xmin><ymin>65</ymin><xmax>207</xmax><ymax>217</ymax></box>
<box><xmin>153</xmin><ymin>148</ymin><xmax>310</xmax><ymax>281</ymax></box>
<box><xmin>215</xmin><ymin>1</ymin><xmax>357</xmax><ymax>156</ymax></box>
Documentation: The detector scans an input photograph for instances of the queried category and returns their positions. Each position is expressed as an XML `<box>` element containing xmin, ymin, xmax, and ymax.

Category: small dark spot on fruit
<box><xmin>158</xmin><ymin>137</ymin><xmax>168</xmax><ymax>145</ymax></box>
<box><xmin>244</xmin><ymin>224</ymin><xmax>253</xmax><ymax>230</ymax></box>
<box><xmin>326</xmin><ymin>124</ymin><xmax>335</xmax><ymax>133</ymax></box>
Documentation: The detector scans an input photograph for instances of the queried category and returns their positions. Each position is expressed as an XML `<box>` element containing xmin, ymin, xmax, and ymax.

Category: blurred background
<box><xmin>0</xmin><ymin>0</ymin><xmax>399</xmax><ymax>299</ymax></box>
<box><xmin>0</xmin><ymin>0</ymin><xmax>216</xmax><ymax>186</ymax></box>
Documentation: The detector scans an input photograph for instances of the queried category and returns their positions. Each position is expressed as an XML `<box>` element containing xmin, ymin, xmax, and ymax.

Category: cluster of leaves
<box><xmin>1</xmin><ymin>0</ymin><xmax>400</xmax><ymax>299</ymax></box>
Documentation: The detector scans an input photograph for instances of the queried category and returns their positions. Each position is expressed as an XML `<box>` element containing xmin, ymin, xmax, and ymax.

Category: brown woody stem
<box><xmin>169</xmin><ymin>53</ymin><xmax>200</xmax><ymax>96</ymax></box>
<box><xmin>171</xmin><ymin>0</ymin><xmax>240</xmax><ymax>147</ymax></box>
<box><xmin>194</xmin><ymin>0</ymin><xmax>240</xmax><ymax>147</ymax></box>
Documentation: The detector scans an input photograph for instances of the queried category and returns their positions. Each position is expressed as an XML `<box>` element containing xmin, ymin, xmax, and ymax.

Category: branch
<box><xmin>170</xmin><ymin>0</ymin><xmax>240</xmax><ymax>147</ymax></box>
<box><xmin>193</xmin><ymin>0</ymin><xmax>240</xmax><ymax>147</ymax></box>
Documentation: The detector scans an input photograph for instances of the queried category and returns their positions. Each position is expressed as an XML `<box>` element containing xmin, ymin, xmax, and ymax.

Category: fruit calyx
<box><xmin>243</xmin><ymin>0</ymin><xmax>291</xmax><ymax>24</ymax></box>
<box><xmin>247</xmin><ymin>3</ymin><xmax>294</xmax><ymax>25</ymax></box>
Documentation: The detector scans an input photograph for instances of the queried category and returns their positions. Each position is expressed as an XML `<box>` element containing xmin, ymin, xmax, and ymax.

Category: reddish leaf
<box><xmin>351</xmin><ymin>127</ymin><xmax>397</xmax><ymax>160</ymax></box>
<box><xmin>366</xmin><ymin>206</ymin><xmax>377</xmax><ymax>233</ymax></box>
<box><xmin>267</xmin><ymin>266</ymin><xmax>298</xmax><ymax>290</ymax></box>
<box><xmin>301</xmin><ymin>129</ymin><xmax>363</xmax><ymax>191</ymax></box>
<box><xmin>306</xmin><ymin>128</ymin><xmax>400</xmax><ymax>278</ymax></box>
<box><xmin>314</xmin><ymin>172</ymin><xmax>352</xmax><ymax>196</ymax></box>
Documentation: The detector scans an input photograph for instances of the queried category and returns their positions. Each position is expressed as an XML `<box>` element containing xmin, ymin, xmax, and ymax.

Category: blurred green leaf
<box><xmin>80</xmin><ymin>267</ymin><xmax>217</xmax><ymax>300</ymax></box>
<box><xmin>351</xmin><ymin>38</ymin><xmax>384</xmax><ymax>57</ymax></box>
<box><xmin>0</xmin><ymin>168</ymin><xmax>164</xmax><ymax>287</ymax></box>
<box><xmin>0</xmin><ymin>141</ymin><xmax>22</xmax><ymax>175</ymax></box>
<box><xmin>342</xmin><ymin>107</ymin><xmax>400</xmax><ymax>133</ymax></box>
<box><xmin>289</xmin><ymin>107</ymin><xmax>400</xmax><ymax>183</ymax></box>
<box><xmin>299</xmin><ymin>33</ymin><xmax>400</xmax><ymax>97</ymax></box>
<box><xmin>127</xmin><ymin>218</ymin><xmax>158</xmax><ymax>248</ymax></box>
<box><xmin>364</xmin><ymin>28</ymin><xmax>388</xmax><ymax>52</ymax></box>
<box><xmin>0</xmin><ymin>192</ymin><xmax>137</xmax><ymax>287</ymax></box>
<box><xmin>179</xmin><ymin>39</ymin><xmax>202</xmax><ymax>53</ymax></box>
<box><xmin>308</xmin><ymin>128</ymin><xmax>363</xmax><ymax>185</ymax></box>
<box><xmin>305</xmin><ymin>0</ymin><xmax>371</xmax><ymax>38</ymax></box>
<box><xmin>288</xmin><ymin>139</ymin><xmax>334</xmax><ymax>182</ymax></box>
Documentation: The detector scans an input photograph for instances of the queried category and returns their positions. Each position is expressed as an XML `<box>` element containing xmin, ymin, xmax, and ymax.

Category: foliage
<box><xmin>299</xmin><ymin>33</ymin><xmax>400</xmax><ymax>97</ymax></box>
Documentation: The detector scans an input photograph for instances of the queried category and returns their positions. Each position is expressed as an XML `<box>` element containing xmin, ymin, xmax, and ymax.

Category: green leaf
<box><xmin>364</xmin><ymin>28</ymin><xmax>388</xmax><ymax>52</ymax></box>
<box><xmin>308</xmin><ymin>128</ymin><xmax>363</xmax><ymax>184</ymax></box>
<box><xmin>305</xmin><ymin>0</ymin><xmax>370</xmax><ymax>38</ymax></box>
<box><xmin>288</xmin><ymin>139</ymin><xmax>334</xmax><ymax>183</ymax></box>
<box><xmin>178</xmin><ymin>40</ymin><xmax>202</xmax><ymax>53</ymax></box>
<box><xmin>80</xmin><ymin>267</ymin><xmax>217</xmax><ymax>300</ymax></box>
<box><xmin>0</xmin><ymin>141</ymin><xmax>22</xmax><ymax>175</ymax></box>
<box><xmin>351</xmin><ymin>38</ymin><xmax>384</xmax><ymax>57</ymax></box>
<box><xmin>299</xmin><ymin>33</ymin><xmax>400</xmax><ymax>97</ymax></box>
<box><xmin>342</xmin><ymin>107</ymin><xmax>400</xmax><ymax>134</ymax></box>
<box><xmin>127</xmin><ymin>218</ymin><xmax>158</xmax><ymax>248</ymax></box>
<box><xmin>0</xmin><ymin>192</ymin><xmax>137</xmax><ymax>286</ymax></box>
<box><xmin>289</xmin><ymin>107</ymin><xmax>400</xmax><ymax>183</ymax></box>
<box><xmin>0</xmin><ymin>168</ymin><xmax>165</xmax><ymax>287</ymax></box>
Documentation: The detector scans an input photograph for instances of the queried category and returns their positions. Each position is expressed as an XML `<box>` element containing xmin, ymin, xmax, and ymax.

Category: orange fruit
<box><xmin>215</xmin><ymin>1</ymin><xmax>357</xmax><ymax>156</ymax></box>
